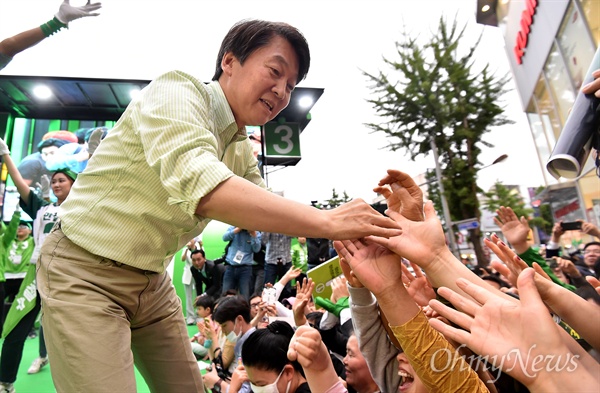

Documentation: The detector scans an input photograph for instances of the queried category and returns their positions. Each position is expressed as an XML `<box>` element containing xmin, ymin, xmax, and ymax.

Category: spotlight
<box><xmin>33</xmin><ymin>85</ymin><xmax>52</xmax><ymax>99</ymax></box>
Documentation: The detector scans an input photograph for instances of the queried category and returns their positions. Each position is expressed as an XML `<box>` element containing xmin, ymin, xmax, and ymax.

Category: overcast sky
<box><xmin>0</xmin><ymin>0</ymin><xmax>547</xmax><ymax>204</ymax></box>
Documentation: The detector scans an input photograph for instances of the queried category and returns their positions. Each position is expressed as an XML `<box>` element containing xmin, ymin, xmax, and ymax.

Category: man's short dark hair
<box><xmin>212</xmin><ymin>296</ymin><xmax>251</xmax><ymax>324</ymax></box>
<box><xmin>191</xmin><ymin>249</ymin><xmax>205</xmax><ymax>258</ymax></box>
<box><xmin>583</xmin><ymin>241</ymin><xmax>600</xmax><ymax>251</ymax></box>
<box><xmin>212</xmin><ymin>19</ymin><xmax>310</xmax><ymax>85</ymax></box>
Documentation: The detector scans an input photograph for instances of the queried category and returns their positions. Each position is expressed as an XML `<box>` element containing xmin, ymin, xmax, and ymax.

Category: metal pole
<box><xmin>430</xmin><ymin>139</ymin><xmax>459</xmax><ymax>258</ymax></box>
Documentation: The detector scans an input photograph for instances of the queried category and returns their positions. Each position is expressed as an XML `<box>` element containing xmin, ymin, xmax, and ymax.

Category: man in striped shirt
<box><xmin>37</xmin><ymin>19</ymin><xmax>402</xmax><ymax>392</ymax></box>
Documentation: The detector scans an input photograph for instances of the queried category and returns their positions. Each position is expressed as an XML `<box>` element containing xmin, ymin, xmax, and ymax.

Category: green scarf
<box><xmin>2</xmin><ymin>264</ymin><xmax>37</xmax><ymax>338</ymax></box>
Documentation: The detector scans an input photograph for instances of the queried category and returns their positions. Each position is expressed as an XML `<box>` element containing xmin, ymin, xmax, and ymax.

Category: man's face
<box><xmin>583</xmin><ymin>244</ymin><xmax>600</xmax><ymax>267</ymax></box>
<box><xmin>40</xmin><ymin>146</ymin><xmax>59</xmax><ymax>162</ymax></box>
<box><xmin>221</xmin><ymin>35</ymin><xmax>299</xmax><ymax>129</ymax></box>
<box><xmin>192</xmin><ymin>253</ymin><xmax>206</xmax><ymax>269</ymax></box>
<box><xmin>298</xmin><ymin>237</ymin><xmax>306</xmax><ymax>245</ymax></box>
<box><xmin>249</xmin><ymin>296</ymin><xmax>262</xmax><ymax>319</ymax></box>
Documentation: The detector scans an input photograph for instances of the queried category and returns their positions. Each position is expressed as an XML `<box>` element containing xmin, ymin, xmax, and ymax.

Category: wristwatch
<box><xmin>213</xmin><ymin>378</ymin><xmax>223</xmax><ymax>393</ymax></box>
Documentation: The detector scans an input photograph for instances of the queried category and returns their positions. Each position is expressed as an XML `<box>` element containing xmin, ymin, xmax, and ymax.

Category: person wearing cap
<box><xmin>0</xmin><ymin>209</ymin><xmax>34</xmax><ymax>333</ymax></box>
<box><xmin>0</xmin><ymin>0</ymin><xmax>101</xmax><ymax>71</ymax></box>
<box><xmin>0</xmin><ymin>137</ymin><xmax>77</xmax><ymax>391</ymax></box>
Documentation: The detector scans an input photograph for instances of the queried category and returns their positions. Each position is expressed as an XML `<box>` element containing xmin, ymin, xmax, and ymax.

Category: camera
<box><xmin>546</xmin><ymin>258</ymin><xmax>559</xmax><ymax>269</ymax></box>
<box><xmin>561</xmin><ymin>221</ymin><xmax>582</xmax><ymax>231</ymax></box>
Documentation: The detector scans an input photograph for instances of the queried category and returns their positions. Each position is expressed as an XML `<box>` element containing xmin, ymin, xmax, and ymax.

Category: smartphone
<box><xmin>262</xmin><ymin>287</ymin><xmax>277</xmax><ymax>306</ymax></box>
<box><xmin>560</xmin><ymin>221</ymin><xmax>582</xmax><ymax>231</ymax></box>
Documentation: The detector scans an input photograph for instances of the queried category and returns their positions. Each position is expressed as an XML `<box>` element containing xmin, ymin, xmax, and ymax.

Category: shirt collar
<box><xmin>206</xmin><ymin>81</ymin><xmax>248</xmax><ymax>144</ymax></box>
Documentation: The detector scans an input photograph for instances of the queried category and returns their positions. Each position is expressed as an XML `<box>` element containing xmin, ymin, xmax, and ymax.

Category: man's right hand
<box><xmin>324</xmin><ymin>199</ymin><xmax>403</xmax><ymax>240</ymax></box>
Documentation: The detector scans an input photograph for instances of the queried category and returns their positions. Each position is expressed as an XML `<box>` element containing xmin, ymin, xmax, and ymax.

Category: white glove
<box><xmin>0</xmin><ymin>138</ymin><xmax>9</xmax><ymax>156</ymax></box>
<box><xmin>55</xmin><ymin>0</ymin><xmax>102</xmax><ymax>25</ymax></box>
<box><xmin>86</xmin><ymin>128</ymin><xmax>104</xmax><ymax>156</ymax></box>
<box><xmin>35</xmin><ymin>175</ymin><xmax>51</xmax><ymax>199</ymax></box>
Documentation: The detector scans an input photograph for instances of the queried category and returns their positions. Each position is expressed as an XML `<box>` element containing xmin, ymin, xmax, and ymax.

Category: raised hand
<box><xmin>0</xmin><ymin>137</ymin><xmax>10</xmax><ymax>156</ymax></box>
<box><xmin>333</xmin><ymin>238</ymin><xmax>403</xmax><ymax>299</ymax></box>
<box><xmin>330</xmin><ymin>276</ymin><xmax>349</xmax><ymax>303</ymax></box>
<box><xmin>287</xmin><ymin>325</ymin><xmax>341</xmax><ymax>393</ymax></box>
<box><xmin>55</xmin><ymin>0</ymin><xmax>102</xmax><ymax>25</ymax></box>
<box><xmin>338</xmin><ymin>255</ymin><xmax>363</xmax><ymax>288</ymax></box>
<box><xmin>282</xmin><ymin>266</ymin><xmax>303</xmax><ymax>283</ymax></box>
<box><xmin>550</xmin><ymin>221</ymin><xmax>565</xmax><ymax>243</ymax></box>
<box><xmin>287</xmin><ymin>325</ymin><xmax>327</xmax><ymax>370</ymax></box>
<box><xmin>374</xmin><ymin>169</ymin><xmax>424</xmax><ymax>221</ymax></box>
<box><xmin>486</xmin><ymin>234</ymin><xmax>528</xmax><ymax>288</ymax></box>
<box><xmin>580</xmin><ymin>220</ymin><xmax>600</xmax><ymax>238</ymax></box>
<box><xmin>400</xmin><ymin>261</ymin><xmax>435</xmax><ymax>307</ymax></box>
<box><xmin>428</xmin><ymin>269</ymin><xmax>592</xmax><ymax>389</ymax></box>
<box><xmin>365</xmin><ymin>201</ymin><xmax>447</xmax><ymax>270</ymax></box>
<box><xmin>494</xmin><ymin>206</ymin><xmax>531</xmax><ymax>253</ymax></box>
<box><xmin>293</xmin><ymin>278</ymin><xmax>314</xmax><ymax>326</ymax></box>
<box><xmin>86</xmin><ymin>127</ymin><xmax>104</xmax><ymax>157</ymax></box>
<box><xmin>35</xmin><ymin>174</ymin><xmax>51</xmax><ymax>199</ymax></box>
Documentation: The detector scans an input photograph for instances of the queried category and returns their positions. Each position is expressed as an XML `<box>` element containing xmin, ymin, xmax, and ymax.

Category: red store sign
<box><xmin>513</xmin><ymin>0</ymin><xmax>539</xmax><ymax>65</ymax></box>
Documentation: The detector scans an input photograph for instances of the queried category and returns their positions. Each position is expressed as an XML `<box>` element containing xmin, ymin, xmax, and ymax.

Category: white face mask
<box><xmin>250</xmin><ymin>368</ymin><xmax>291</xmax><ymax>393</ymax></box>
<box><xmin>225</xmin><ymin>319</ymin><xmax>242</xmax><ymax>343</ymax></box>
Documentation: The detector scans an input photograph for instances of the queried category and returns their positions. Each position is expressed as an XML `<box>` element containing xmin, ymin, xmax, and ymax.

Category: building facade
<box><xmin>483</xmin><ymin>0</ymin><xmax>599</xmax><ymax>232</ymax></box>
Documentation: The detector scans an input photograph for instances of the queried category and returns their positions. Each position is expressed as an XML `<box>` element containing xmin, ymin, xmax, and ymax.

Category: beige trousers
<box><xmin>37</xmin><ymin>224</ymin><xmax>204</xmax><ymax>393</ymax></box>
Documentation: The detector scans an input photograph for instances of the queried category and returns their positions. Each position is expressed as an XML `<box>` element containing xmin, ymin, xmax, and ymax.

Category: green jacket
<box><xmin>1</xmin><ymin>210</ymin><xmax>35</xmax><ymax>280</ymax></box>
<box><xmin>518</xmin><ymin>247</ymin><xmax>576</xmax><ymax>292</ymax></box>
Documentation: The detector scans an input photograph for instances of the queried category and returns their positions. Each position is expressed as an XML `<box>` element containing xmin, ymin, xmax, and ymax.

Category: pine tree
<box><xmin>364</xmin><ymin>17</ymin><xmax>513</xmax><ymax>266</ymax></box>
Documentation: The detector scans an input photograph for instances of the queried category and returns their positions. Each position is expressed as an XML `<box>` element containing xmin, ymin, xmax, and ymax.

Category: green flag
<box><xmin>2</xmin><ymin>264</ymin><xmax>37</xmax><ymax>338</ymax></box>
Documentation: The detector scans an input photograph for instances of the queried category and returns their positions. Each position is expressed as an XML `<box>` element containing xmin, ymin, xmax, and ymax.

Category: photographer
<box><xmin>547</xmin><ymin>221</ymin><xmax>600</xmax><ymax>277</ymax></box>
<box><xmin>547</xmin><ymin>256</ymin><xmax>590</xmax><ymax>288</ymax></box>
<box><xmin>221</xmin><ymin>226</ymin><xmax>261</xmax><ymax>300</ymax></box>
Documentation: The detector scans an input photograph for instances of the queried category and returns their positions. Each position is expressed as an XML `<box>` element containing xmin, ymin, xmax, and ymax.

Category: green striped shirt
<box><xmin>60</xmin><ymin>71</ymin><xmax>265</xmax><ymax>272</ymax></box>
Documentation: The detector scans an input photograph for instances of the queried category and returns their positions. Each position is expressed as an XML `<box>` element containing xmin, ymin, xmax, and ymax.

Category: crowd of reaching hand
<box><xmin>329</xmin><ymin>169</ymin><xmax>599</xmax><ymax>392</ymax></box>
<box><xmin>190</xmin><ymin>168</ymin><xmax>600</xmax><ymax>393</ymax></box>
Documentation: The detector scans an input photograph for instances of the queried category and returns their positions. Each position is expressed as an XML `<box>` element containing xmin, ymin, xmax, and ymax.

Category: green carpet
<box><xmin>3</xmin><ymin>332</ymin><xmax>151</xmax><ymax>393</ymax></box>
<box><xmin>6</xmin><ymin>324</ymin><xmax>200</xmax><ymax>393</ymax></box>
